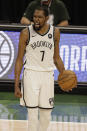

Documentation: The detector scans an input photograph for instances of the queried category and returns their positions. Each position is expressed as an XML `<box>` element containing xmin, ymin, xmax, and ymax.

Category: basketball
<box><xmin>58</xmin><ymin>70</ymin><xmax>77</xmax><ymax>91</ymax></box>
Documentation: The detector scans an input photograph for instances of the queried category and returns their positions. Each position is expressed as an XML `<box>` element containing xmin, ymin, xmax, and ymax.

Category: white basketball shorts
<box><xmin>20</xmin><ymin>69</ymin><xmax>54</xmax><ymax>109</ymax></box>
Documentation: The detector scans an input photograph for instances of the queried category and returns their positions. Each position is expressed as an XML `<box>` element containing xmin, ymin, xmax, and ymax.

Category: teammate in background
<box><xmin>20</xmin><ymin>0</ymin><xmax>70</xmax><ymax>26</ymax></box>
<box><xmin>15</xmin><ymin>6</ymin><xmax>65</xmax><ymax>131</ymax></box>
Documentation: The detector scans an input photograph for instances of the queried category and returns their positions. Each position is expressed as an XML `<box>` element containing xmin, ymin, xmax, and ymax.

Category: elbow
<box><xmin>20</xmin><ymin>17</ymin><xmax>31</xmax><ymax>25</ymax></box>
<box><xmin>53</xmin><ymin>57</ymin><xmax>58</xmax><ymax>66</ymax></box>
<box><xmin>20</xmin><ymin>17</ymin><xmax>27</xmax><ymax>25</ymax></box>
<box><xmin>20</xmin><ymin>17</ymin><xmax>24</xmax><ymax>24</ymax></box>
<box><xmin>53</xmin><ymin>55</ymin><xmax>60</xmax><ymax>65</ymax></box>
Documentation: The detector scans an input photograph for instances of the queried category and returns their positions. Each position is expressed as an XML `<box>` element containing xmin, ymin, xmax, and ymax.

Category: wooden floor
<box><xmin>0</xmin><ymin>120</ymin><xmax>87</xmax><ymax>131</ymax></box>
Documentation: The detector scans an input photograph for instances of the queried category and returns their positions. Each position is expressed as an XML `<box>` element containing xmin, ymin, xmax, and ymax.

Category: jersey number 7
<box><xmin>40</xmin><ymin>51</ymin><xmax>45</xmax><ymax>61</ymax></box>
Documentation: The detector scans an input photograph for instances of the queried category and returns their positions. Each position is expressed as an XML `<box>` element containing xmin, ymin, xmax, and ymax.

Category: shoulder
<box><xmin>54</xmin><ymin>27</ymin><xmax>60</xmax><ymax>37</ymax></box>
<box><xmin>53</xmin><ymin>27</ymin><xmax>60</xmax><ymax>44</ymax></box>
<box><xmin>54</xmin><ymin>0</ymin><xmax>67</xmax><ymax>8</ymax></box>
<box><xmin>55</xmin><ymin>0</ymin><xmax>65</xmax><ymax>5</ymax></box>
<box><xmin>21</xmin><ymin>27</ymin><xmax>28</xmax><ymax>34</ymax></box>
<box><xmin>20</xmin><ymin>27</ymin><xmax>29</xmax><ymax>40</ymax></box>
<box><xmin>53</xmin><ymin>27</ymin><xmax>60</xmax><ymax>47</ymax></box>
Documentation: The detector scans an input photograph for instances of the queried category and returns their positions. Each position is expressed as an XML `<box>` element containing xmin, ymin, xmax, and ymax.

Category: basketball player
<box><xmin>14</xmin><ymin>6</ymin><xmax>65</xmax><ymax>131</ymax></box>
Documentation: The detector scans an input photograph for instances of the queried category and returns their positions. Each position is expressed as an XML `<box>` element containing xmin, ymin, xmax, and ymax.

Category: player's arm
<box><xmin>20</xmin><ymin>2</ymin><xmax>31</xmax><ymax>25</ymax></box>
<box><xmin>53</xmin><ymin>27</ymin><xmax>65</xmax><ymax>73</ymax></box>
<box><xmin>14</xmin><ymin>28</ymin><xmax>29</xmax><ymax>98</ymax></box>
<box><xmin>20</xmin><ymin>1</ymin><xmax>35</xmax><ymax>25</ymax></box>
<box><xmin>57</xmin><ymin>20</ymin><xmax>69</xmax><ymax>26</ymax></box>
<box><xmin>56</xmin><ymin>1</ymin><xmax>69</xmax><ymax>26</ymax></box>
<box><xmin>20</xmin><ymin>17</ymin><xmax>34</xmax><ymax>25</ymax></box>
<box><xmin>20</xmin><ymin>17</ymin><xmax>31</xmax><ymax>25</ymax></box>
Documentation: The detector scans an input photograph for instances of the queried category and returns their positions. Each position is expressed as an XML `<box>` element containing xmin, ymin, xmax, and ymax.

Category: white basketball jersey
<box><xmin>24</xmin><ymin>25</ymin><xmax>55</xmax><ymax>71</ymax></box>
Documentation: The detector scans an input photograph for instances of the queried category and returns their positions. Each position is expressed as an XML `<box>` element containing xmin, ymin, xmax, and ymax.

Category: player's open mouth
<box><xmin>35</xmin><ymin>23</ymin><xmax>40</xmax><ymax>25</ymax></box>
<box><xmin>35</xmin><ymin>23</ymin><xmax>40</xmax><ymax>27</ymax></box>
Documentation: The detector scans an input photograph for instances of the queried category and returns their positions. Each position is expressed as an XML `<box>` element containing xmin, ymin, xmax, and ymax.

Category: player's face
<box><xmin>41</xmin><ymin>0</ymin><xmax>51</xmax><ymax>5</ymax></box>
<box><xmin>33</xmin><ymin>10</ymin><xmax>48</xmax><ymax>31</ymax></box>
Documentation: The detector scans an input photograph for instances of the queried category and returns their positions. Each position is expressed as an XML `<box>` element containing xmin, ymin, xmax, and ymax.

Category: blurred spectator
<box><xmin>20</xmin><ymin>0</ymin><xmax>70</xmax><ymax>26</ymax></box>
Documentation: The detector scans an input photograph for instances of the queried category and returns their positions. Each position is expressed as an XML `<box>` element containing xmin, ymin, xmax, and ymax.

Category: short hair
<box><xmin>34</xmin><ymin>6</ymin><xmax>49</xmax><ymax>17</ymax></box>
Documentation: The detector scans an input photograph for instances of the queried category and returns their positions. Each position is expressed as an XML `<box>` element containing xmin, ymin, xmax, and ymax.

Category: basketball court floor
<box><xmin>0</xmin><ymin>92</ymin><xmax>87</xmax><ymax>131</ymax></box>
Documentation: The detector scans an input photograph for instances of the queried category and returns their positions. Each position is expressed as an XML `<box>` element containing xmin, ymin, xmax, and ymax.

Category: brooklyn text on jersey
<box><xmin>30</xmin><ymin>40</ymin><xmax>52</xmax><ymax>50</ymax></box>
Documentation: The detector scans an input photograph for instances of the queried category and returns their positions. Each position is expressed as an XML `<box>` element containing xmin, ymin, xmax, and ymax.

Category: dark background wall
<box><xmin>0</xmin><ymin>0</ymin><xmax>31</xmax><ymax>23</ymax></box>
<box><xmin>62</xmin><ymin>0</ymin><xmax>87</xmax><ymax>26</ymax></box>
<box><xmin>0</xmin><ymin>0</ymin><xmax>87</xmax><ymax>26</ymax></box>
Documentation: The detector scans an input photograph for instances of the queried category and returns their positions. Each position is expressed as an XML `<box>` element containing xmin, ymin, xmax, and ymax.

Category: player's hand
<box><xmin>15</xmin><ymin>87</ymin><xmax>22</xmax><ymax>98</ymax></box>
<box><xmin>62</xmin><ymin>85</ymin><xmax>77</xmax><ymax>92</ymax></box>
<box><xmin>62</xmin><ymin>88</ymin><xmax>72</xmax><ymax>92</ymax></box>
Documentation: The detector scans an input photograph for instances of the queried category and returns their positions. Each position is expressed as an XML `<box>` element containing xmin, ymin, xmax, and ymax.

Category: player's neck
<box><xmin>37</xmin><ymin>24</ymin><xmax>50</xmax><ymax>35</ymax></box>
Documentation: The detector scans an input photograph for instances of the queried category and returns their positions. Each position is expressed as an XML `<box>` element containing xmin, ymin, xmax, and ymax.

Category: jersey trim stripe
<box><xmin>39</xmin><ymin>106</ymin><xmax>54</xmax><ymax>109</ymax></box>
<box><xmin>33</xmin><ymin>24</ymin><xmax>51</xmax><ymax>36</ymax></box>
<box><xmin>20</xmin><ymin>105</ymin><xmax>54</xmax><ymax>109</ymax></box>
<box><xmin>22</xmin><ymin>69</ymin><xmax>27</xmax><ymax>106</ymax></box>
<box><xmin>27</xmin><ymin>26</ymin><xmax>30</xmax><ymax>45</ymax></box>
<box><xmin>53</xmin><ymin>26</ymin><xmax>55</xmax><ymax>46</ymax></box>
